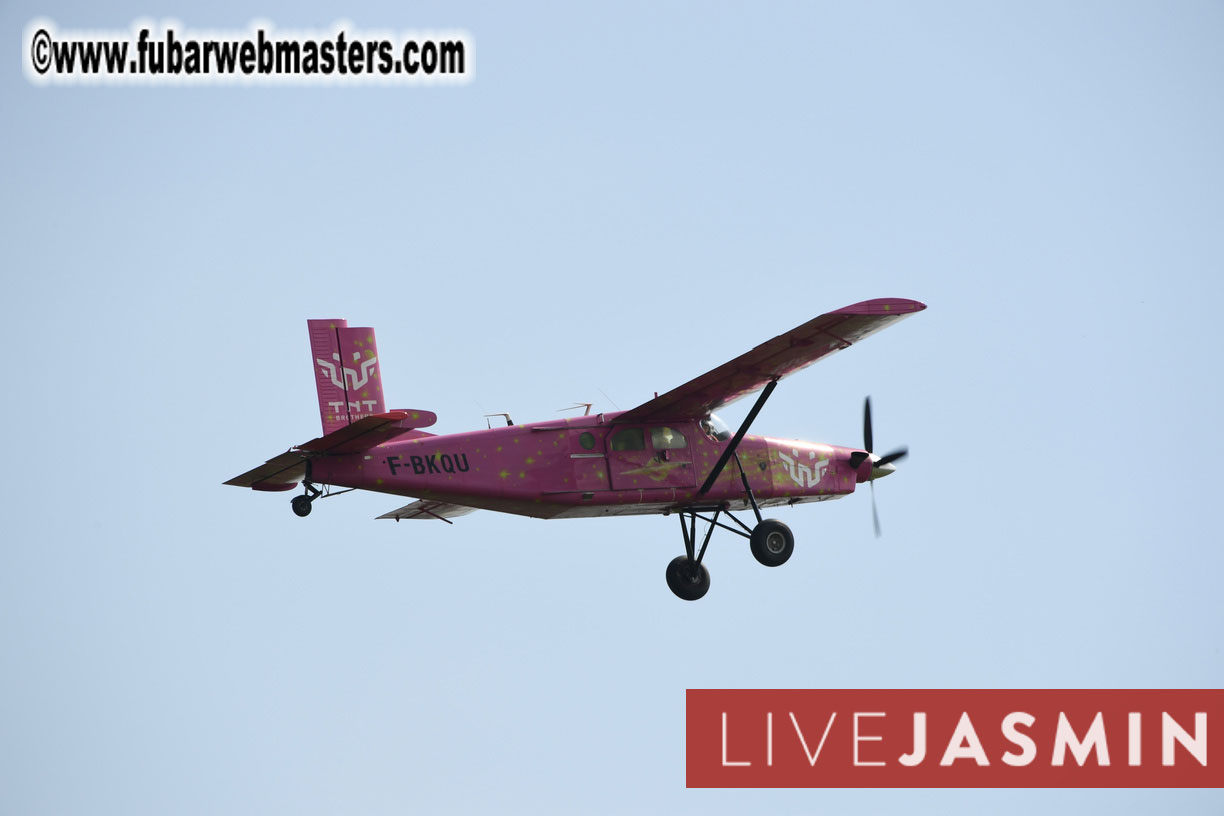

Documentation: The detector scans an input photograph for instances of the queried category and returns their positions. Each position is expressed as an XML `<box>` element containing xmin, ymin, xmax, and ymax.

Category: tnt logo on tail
<box><xmin>307</xmin><ymin>319</ymin><xmax>387</xmax><ymax>434</ymax></box>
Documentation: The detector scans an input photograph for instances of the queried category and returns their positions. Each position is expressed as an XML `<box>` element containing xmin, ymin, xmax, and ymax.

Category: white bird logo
<box><xmin>778</xmin><ymin>448</ymin><xmax>829</xmax><ymax>488</ymax></box>
<box><xmin>317</xmin><ymin>351</ymin><xmax>378</xmax><ymax>391</ymax></box>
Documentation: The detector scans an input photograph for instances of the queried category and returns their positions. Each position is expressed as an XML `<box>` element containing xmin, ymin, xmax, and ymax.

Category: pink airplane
<box><xmin>226</xmin><ymin>298</ymin><xmax>925</xmax><ymax>600</ymax></box>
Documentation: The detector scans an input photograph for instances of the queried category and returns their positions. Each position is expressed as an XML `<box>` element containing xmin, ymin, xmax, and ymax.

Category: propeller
<box><xmin>848</xmin><ymin>397</ymin><xmax>908</xmax><ymax>537</ymax></box>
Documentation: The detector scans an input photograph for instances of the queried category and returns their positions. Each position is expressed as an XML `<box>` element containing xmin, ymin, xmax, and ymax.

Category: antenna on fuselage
<box><xmin>596</xmin><ymin>388</ymin><xmax>620</xmax><ymax>410</ymax></box>
<box><xmin>557</xmin><ymin>402</ymin><xmax>593</xmax><ymax>416</ymax></box>
<box><xmin>484</xmin><ymin>412</ymin><xmax>514</xmax><ymax>426</ymax></box>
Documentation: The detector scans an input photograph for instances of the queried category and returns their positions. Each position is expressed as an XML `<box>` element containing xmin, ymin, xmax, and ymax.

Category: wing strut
<box><xmin>733</xmin><ymin>452</ymin><xmax>763</xmax><ymax>524</ymax></box>
<box><xmin>697</xmin><ymin>378</ymin><xmax>778</xmax><ymax>496</ymax></box>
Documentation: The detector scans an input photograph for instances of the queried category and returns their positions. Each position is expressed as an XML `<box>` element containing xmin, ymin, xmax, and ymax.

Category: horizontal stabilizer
<box><xmin>377</xmin><ymin>500</ymin><xmax>477</xmax><ymax>523</ymax></box>
<box><xmin>225</xmin><ymin>409</ymin><xmax>438</xmax><ymax>490</ymax></box>
<box><xmin>297</xmin><ymin>410</ymin><xmax>437</xmax><ymax>454</ymax></box>
<box><xmin>224</xmin><ymin>451</ymin><xmax>307</xmax><ymax>490</ymax></box>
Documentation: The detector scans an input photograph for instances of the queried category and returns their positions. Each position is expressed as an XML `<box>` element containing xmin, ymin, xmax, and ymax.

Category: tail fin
<box><xmin>307</xmin><ymin>319</ymin><xmax>387</xmax><ymax>434</ymax></box>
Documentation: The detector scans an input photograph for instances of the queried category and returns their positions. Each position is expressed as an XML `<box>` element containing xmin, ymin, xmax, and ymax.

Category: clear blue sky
<box><xmin>3</xmin><ymin>1</ymin><xmax>1222</xmax><ymax>813</ymax></box>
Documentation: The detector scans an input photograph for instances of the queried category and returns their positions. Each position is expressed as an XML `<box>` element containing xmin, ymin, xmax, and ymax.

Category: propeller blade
<box><xmin>863</xmin><ymin>396</ymin><xmax>874</xmax><ymax>454</ymax></box>
<box><xmin>871</xmin><ymin>478</ymin><xmax>881</xmax><ymax>538</ymax></box>
<box><xmin>859</xmin><ymin>397</ymin><xmax>905</xmax><ymax>537</ymax></box>
<box><xmin>874</xmin><ymin>447</ymin><xmax>909</xmax><ymax>468</ymax></box>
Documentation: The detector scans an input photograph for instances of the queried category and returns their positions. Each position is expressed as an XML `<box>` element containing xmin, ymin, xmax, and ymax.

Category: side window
<box><xmin>610</xmin><ymin>428</ymin><xmax>645</xmax><ymax>451</ymax></box>
<box><xmin>650</xmin><ymin>426</ymin><xmax>687</xmax><ymax>450</ymax></box>
<box><xmin>701</xmin><ymin>414</ymin><xmax>732</xmax><ymax>441</ymax></box>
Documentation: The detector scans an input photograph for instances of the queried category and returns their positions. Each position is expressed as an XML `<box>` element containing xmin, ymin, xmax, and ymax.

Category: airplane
<box><xmin>225</xmin><ymin>298</ymin><xmax>926</xmax><ymax>600</ymax></box>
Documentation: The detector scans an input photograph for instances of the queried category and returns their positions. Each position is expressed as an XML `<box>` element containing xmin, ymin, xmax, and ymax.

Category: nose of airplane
<box><xmin>870</xmin><ymin>457</ymin><xmax>897</xmax><ymax>480</ymax></box>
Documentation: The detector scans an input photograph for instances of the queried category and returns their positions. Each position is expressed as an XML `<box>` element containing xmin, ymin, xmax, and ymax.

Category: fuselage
<box><xmin>311</xmin><ymin>411</ymin><xmax>872</xmax><ymax>519</ymax></box>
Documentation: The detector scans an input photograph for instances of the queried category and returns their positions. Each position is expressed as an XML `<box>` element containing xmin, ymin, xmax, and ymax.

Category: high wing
<box><xmin>377</xmin><ymin>500</ymin><xmax>478</xmax><ymax>523</ymax></box>
<box><xmin>617</xmin><ymin>298</ymin><xmax>926</xmax><ymax>423</ymax></box>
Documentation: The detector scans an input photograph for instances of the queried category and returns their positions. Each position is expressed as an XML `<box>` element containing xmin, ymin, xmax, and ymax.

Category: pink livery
<box><xmin>227</xmin><ymin>300</ymin><xmax>926</xmax><ymax>600</ymax></box>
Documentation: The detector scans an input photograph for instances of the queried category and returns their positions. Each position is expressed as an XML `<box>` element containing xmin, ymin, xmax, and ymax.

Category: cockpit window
<box><xmin>700</xmin><ymin>414</ymin><xmax>732</xmax><ymax>442</ymax></box>
<box><xmin>650</xmin><ymin>426</ymin><xmax>687</xmax><ymax>450</ymax></box>
<box><xmin>610</xmin><ymin>428</ymin><xmax>645</xmax><ymax>451</ymax></box>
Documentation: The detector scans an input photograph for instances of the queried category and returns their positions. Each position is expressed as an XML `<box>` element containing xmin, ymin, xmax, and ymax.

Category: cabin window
<box><xmin>701</xmin><ymin>414</ymin><xmax>732</xmax><ymax>442</ymax></box>
<box><xmin>610</xmin><ymin>428</ymin><xmax>645</xmax><ymax>451</ymax></box>
<box><xmin>578</xmin><ymin>432</ymin><xmax>596</xmax><ymax>450</ymax></box>
<box><xmin>650</xmin><ymin>426</ymin><xmax>687</xmax><ymax>450</ymax></box>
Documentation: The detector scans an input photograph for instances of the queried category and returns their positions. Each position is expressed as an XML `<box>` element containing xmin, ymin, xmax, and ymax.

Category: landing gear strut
<box><xmin>291</xmin><ymin>480</ymin><xmax>321</xmax><ymax>517</ymax></box>
<box><xmin>666</xmin><ymin>508</ymin><xmax>721</xmax><ymax>601</ymax></box>
<box><xmin>292</xmin><ymin>460</ymin><xmax>320</xmax><ymax>517</ymax></box>
<box><xmin>289</xmin><ymin>462</ymin><xmax>356</xmax><ymax>518</ymax></box>
<box><xmin>662</xmin><ymin>376</ymin><xmax>797</xmax><ymax>600</ymax></box>
<box><xmin>664</xmin><ymin>505</ymin><xmax>796</xmax><ymax>600</ymax></box>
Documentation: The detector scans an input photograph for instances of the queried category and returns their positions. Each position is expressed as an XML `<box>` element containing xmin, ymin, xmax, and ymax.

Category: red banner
<box><xmin>686</xmin><ymin>689</ymin><xmax>1222</xmax><ymax>788</ymax></box>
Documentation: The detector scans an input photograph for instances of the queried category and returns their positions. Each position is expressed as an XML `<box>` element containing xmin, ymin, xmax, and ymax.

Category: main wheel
<box><xmin>665</xmin><ymin>555</ymin><xmax>711</xmax><ymax>601</ymax></box>
<box><xmin>291</xmin><ymin>495</ymin><xmax>313</xmax><ymax>517</ymax></box>
<box><xmin>750</xmin><ymin>519</ymin><xmax>794</xmax><ymax>567</ymax></box>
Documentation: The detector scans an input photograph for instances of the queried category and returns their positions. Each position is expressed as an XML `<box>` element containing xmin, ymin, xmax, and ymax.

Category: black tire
<box><xmin>291</xmin><ymin>495</ymin><xmax>313</xmax><ymax>517</ymax></box>
<box><xmin>665</xmin><ymin>555</ymin><xmax>711</xmax><ymax>601</ymax></box>
<box><xmin>750</xmin><ymin>519</ymin><xmax>794</xmax><ymax>567</ymax></box>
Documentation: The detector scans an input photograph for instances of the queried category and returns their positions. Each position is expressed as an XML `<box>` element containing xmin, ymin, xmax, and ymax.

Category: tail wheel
<box><xmin>750</xmin><ymin>519</ymin><xmax>793</xmax><ymax>567</ymax></box>
<box><xmin>291</xmin><ymin>495</ymin><xmax>313</xmax><ymax>517</ymax></box>
<box><xmin>665</xmin><ymin>555</ymin><xmax>710</xmax><ymax>601</ymax></box>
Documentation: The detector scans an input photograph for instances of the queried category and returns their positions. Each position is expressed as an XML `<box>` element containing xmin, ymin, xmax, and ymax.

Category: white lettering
<box><xmin>1162</xmin><ymin>712</ymin><xmax>1207</xmax><ymax>766</ymax></box>
<box><xmin>1129</xmin><ymin>712</ymin><xmax>1142</xmax><ymax>766</ymax></box>
<box><xmin>1053</xmin><ymin>712</ymin><xmax>1110</xmax><ymax>766</ymax></box>
<box><xmin>767</xmin><ymin>712</ymin><xmax>773</xmax><ymax>767</ymax></box>
<box><xmin>721</xmin><ymin>712</ymin><xmax>750</xmax><ymax>767</ymax></box>
<box><xmin>791</xmin><ymin>712</ymin><xmax>837</xmax><ymax>767</ymax></box>
<box><xmin>854</xmin><ymin>712</ymin><xmax>886</xmax><ymax>767</ymax></box>
<box><xmin>940</xmin><ymin>712</ymin><xmax>989</xmax><ymax>766</ymax></box>
<box><xmin>1001</xmin><ymin>711</ymin><xmax>1036</xmax><ymax>766</ymax></box>
<box><xmin>899</xmin><ymin>712</ymin><xmax>926</xmax><ymax>766</ymax></box>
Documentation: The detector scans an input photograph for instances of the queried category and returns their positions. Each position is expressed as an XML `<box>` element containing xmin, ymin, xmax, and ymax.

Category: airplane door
<box><xmin>569</xmin><ymin>429</ymin><xmax>610</xmax><ymax>491</ymax></box>
<box><xmin>607</xmin><ymin>424</ymin><xmax>698</xmax><ymax>490</ymax></box>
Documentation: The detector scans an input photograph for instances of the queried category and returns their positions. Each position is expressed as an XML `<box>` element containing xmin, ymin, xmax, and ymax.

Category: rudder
<box><xmin>307</xmin><ymin>319</ymin><xmax>387</xmax><ymax>434</ymax></box>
